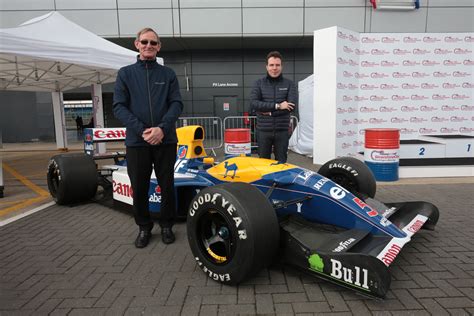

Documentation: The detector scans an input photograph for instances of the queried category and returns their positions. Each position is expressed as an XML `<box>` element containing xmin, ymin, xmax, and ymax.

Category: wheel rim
<box><xmin>48</xmin><ymin>165</ymin><xmax>60</xmax><ymax>198</ymax></box>
<box><xmin>329</xmin><ymin>173</ymin><xmax>358</xmax><ymax>195</ymax></box>
<box><xmin>196</xmin><ymin>209</ymin><xmax>236</xmax><ymax>265</ymax></box>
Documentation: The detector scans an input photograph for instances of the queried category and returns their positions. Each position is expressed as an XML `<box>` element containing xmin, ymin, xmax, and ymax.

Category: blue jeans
<box><xmin>257</xmin><ymin>130</ymin><xmax>289</xmax><ymax>163</ymax></box>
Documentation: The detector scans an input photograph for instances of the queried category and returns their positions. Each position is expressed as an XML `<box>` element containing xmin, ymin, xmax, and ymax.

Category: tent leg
<box><xmin>52</xmin><ymin>91</ymin><xmax>68</xmax><ymax>150</ymax></box>
<box><xmin>92</xmin><ymin>84</ymin><xmax>106</xmax><ymax>154</ymax></box>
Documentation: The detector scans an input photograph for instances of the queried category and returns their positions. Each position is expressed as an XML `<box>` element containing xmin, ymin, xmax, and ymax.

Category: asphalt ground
<box><xmin>1</xmin><ymin>141</ymin><xmax>473</xmax><ymax>315</ymax></box>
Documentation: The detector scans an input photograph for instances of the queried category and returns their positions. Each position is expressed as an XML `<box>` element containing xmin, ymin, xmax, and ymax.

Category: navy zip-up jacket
<box><xmin>250</xmin><ymin>74</ymin><xmax>298</xmax><ymax>132</ymax></box>
<box><xmin>113</xmin><ymin>57</ymin><xmax>183</xmax><ymax>147</ymax></box>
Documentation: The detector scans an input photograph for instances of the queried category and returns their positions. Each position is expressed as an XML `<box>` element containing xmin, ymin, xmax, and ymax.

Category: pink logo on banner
<box><xmin>337</xmin><ymin>132</ymin><xmax>346</xmax><ymax>138</ymax></box>
<box><xmin>400</xmin><ymin>128</ymin><xmax>417</xmax><ymax>135</ymax></box>
<box><xmin>412</xmin><ymin>72</ymin><xmax>430</xmax><ymax>78</ymax></box>
<box><xmin>401</xmin><ymin>105</ymin><xmax>419</xmax><ymax>112</ymax></box>
<box><xmin>452</xmin><ymin>94</ymin><xmax>469</xmax><ymax>100</ymax></box>
<box><xmin>356</xmin><ymin>72</ymin><xmax>370</xmax><ymax>78</ymax></box>
<box><xmin>355</xmin><ymin>96</ymin><xmax>368</xmax><ymax>101</ymax></box>
<box><xmin>382</xmin><ymin>36</ymin><xmax>399</xmax><ymax>43</ymax></box>
<box><xmin>465</xmin><ymin>36</ymin><xmax>474</xmax><ymax>42</ymax></box>
<box><xmin>402</xmin><ymin>83</ymin><xmax>419</xmax><ymax>89</ymax></box>
<box><xmin>440</xmin><ymin>127</ymin><xmax>458</xmax><ymax>133</ymax></box>
<box><xmin>355</xmin><ymin>119</ymin><xmax>368</xmax><ymax>125</ymax></box>
<box><xmin>360</xmin><ymin>84</ymin><xmax>378</xmax><ymax>90</ymax></box>
<box><xmin>342</xmin><ymin>143</ymin><xmax>352</xmax><ymax>149</ymax></box>
<box><xmin>371</xmin><ymin>72</ymin><xmax>388</xmax><ymax>78</ymax></box>
<box><xmin>348</xmin><ymin>83</ymin><xmax>358</xmax><ymax>90</ymax></box>
<box><xmin>342</xmin><ymin>119</ymin><xmax>353</xmax><ymax>125</ymax></box>
<box><xmin>433</xmin><ymin>94</ymin><xmax>450</xmax><ymax>100</ymax></box>
<box><xmin>355</xmin><ymin>49</ymin><xmax>369</xmax><ymax>55</ymax></box>
<box><xmin>353</xmin><ymin>140</ymin><xmax>364</xmax><ymax>146</ymax></box>
<box><xmin>433</xmin><ymin>71</ymin><xmax>451</xmax><ymax>77</ymax></box>
<box><xmin>442</xmin><ymin>105</ymin><xmax>460</xmax><ymax>111</ymax></box>
<box><xmin>423</xmin><ymin>60</ymin><xmax>440</xmax><ymax>66</ymax></box>
<box><xmin>404</xmin><ymin>36</ymin><xmax>421</xmax><ymax>43</ymax></box>
<box><xmin>403</xmin><ymin>60</ymin><xmax>420</xmax><ymax>66</ymax></box>
<box><xmin>444</xmin><ymin>60</ymin><xmax>462</xmax><ymax>66</ymax></box>
<box><xmin>381</xmin><ymin>60</ymin><xmax>399</xmax><ymax>67</ymax></box>
<box><xmin>420</xmin><ymin>105</ymin><xmax>438</xmax><ymax>112</ymax></box>
<box><xmin>380</xmin><ymin>106</ymin><xmax>397</xmax><ymax>113</ymax></box>
<box><xmin>343</xmin><ymin>71</ymin><xmax>353</xmax><ymax>77</ymax></box>
<box><xmin>391</xmin><ymin>117</ymin><xmax>409</xmax><ymax>123</ymax></box>
<box><xmin>337</xmin><ymin>83</ymin><xmax>347</xmax><ymax>89</ymax></box>
<box><xmin>464</xmin><ymin>59</ymin><xmax>474</xmax><ymax>65</ymax></box>
<box><xmin>393</xmin><ymin>48</ymin><xmax>410</xmax><ymax>55</ymax></box>
<box><xmin>410</xmin><ymin>117</ymin><xmax>428</xmax><ymax>123</ymax></box>
<box><xmin>453</xmin><ymin>71</ymin><xmax>470</xmax><ymax>77</ymax></box>
<box><xmin>337</xmin><ymin>58</ymin><xmax>348</xmax><ymax>64</ymax></box>
<box><xmin>369</xmin><ymin>118</ymin><xmax>387</xmax><ymax>124</ymax></box>
<box><xmin>421</xmin><ymin>83</ymin><xmax>438</xmax><ymax>89</ymax></box>
<box><xmin>450</xmin><ymin>116</ymin><xmax>467</xmax><ymax>122</ymax></box>
<box><xmin>419</xmin><ymin>127</ymin><xmax>437</xmax><ymax>134</ymax></box>
<box><xmin>411</xmin><ymin>94</ymin><xmax>429</xmax><ymax>100</ymax></box>
<box><xmin>343</xmin><ymin>46</ymin><xmax>353</xmax><ymax>53</ymax></box>
<box><xmin>423</xmin><ymin>36</ymin><xmax>441</xmax><ymax>43</ymax></box>
<box><xmin>371</xmin><ymin>49</ymin><xmax>389</xmax><ymax>55</ymax></box>
<box><xmin>361</xmin><ymin>61</ymin><xmax>378</xmax><ymax>67</ymax></box>
<box><xmin>349</xmin><ymin>35</ymin><xmax>358</xmax><ymax>42</ymax></box>
<box><xmin>360</xmin><ymin>106</ymin><xmax>378</xmax><ymax>113</ymax></box>
<box><xmin>431</xmin><ymin>116</ymin><xmax>449</xmax><ymax>122</ymax></box>
<box><xmin>347</xmin><ymin>107</ymin><xmax>358</xmax><ymax>113</ymax></box>
<box><xmin>349</xmin><ymin>59</ymin><xmax>358</xmax><ymax>66</ymax></box>
<box><xmin>337</xmin><ymin>107</ymin><xmax>347</xmax><ymax>114</ymax></box>
<box><xmin>347</xmin><ymin>130</ymin><xmax>357</xmax><ymax>136</ymax></box>
<box><xmin>392</xmin><ymin>95</ymin><xmax>409</xmax><ymax>101</ymax></box>
<box><xmin>443</xmin><ymin>83</ymin><xmax>460</xmax><ymax>89</ymax></box>
<box><xmin>361</xmin><ymin>37</ymin><xmax>379</xmax><ymax>43</ymax></box>
<box><xmin>454</xmin><ymin>48</ymin><xmax>472</xmax><ymax>54</ymax></box>
<box><xmin>392</xmin><ymin>72</ymin><xmax>410</xmax><ymax>78</ymax></box>
<box><xmin>337</xmin><ymin>31</ymin><xmax>348</xmax><ymax>39</ymax></box>
<box><xmin>461</xmin><ymin>105</ymin><xmax>474</xmax><ymax>111</ymax></box>
<box><xmin>413</xmin><ymin>48</ymin><xmax>430</xmax><ymax>55</ymax></box>
<box><xmin>343</xmin><ymin>95</ymin><xmax>353</xmax><ymax>102</ymax></box>
<box><xmin>434</xmin><ymin>48</ymin><xmax>452</xmax><ymax>55</ymax></box>
<box><xmin>370</xmin><ymin>95</ymin><xmax>388</xmax><ymax>101</ymax></box>
<box><xmin>460</xmin><ymin>127</ymin><xmax>474</xmax><ymax>133</ymax></box>
<box><xmin>380</xmin><ymin>84</ymin><xmax>398</xmax><ymax>90</ymax></box>
<box><xmin>445</xmin><ymin>36</ymin><xmax>463</xmax><ymax>43</ymax></box>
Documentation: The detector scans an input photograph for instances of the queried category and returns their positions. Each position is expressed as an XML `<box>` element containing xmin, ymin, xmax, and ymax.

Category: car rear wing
<box><xmin>83</xmin><ymin>127</ymin><xmax>126</xmax><ymax>161</ymax></box>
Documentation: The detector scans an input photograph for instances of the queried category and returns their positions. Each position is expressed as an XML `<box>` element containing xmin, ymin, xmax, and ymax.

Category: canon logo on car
<box><xmin>94</xmin><ymin>129</ymin><xmax>126</xmax><ymax>140</ymax></box>
<box><xmin>403</xmin><ymin>36</ymin><xmax>420</xmax><ymax>43</ymax></box>
<box><xmin>370</xmin><ymin>72</ymin><xmax>387</xmax><ymax>78</ymax></box>
<box><xmin>360</xmin><ymin>106</ymin><xmax>378</xmax><ymax>113</ymax></box>
<box><xmin>361</xmin><ymin>36</ymin><xmax>378</xmax><ymax>43</ymax></box>
<box><xmin>343</xmin><ymin>71</ymin><xmax>353</xmax><ymax>77</ymax></box>
<box><xmin>419</xmin><ymin>127</ymin><xmax>437</xmax><ymax>134</ymax></box>
<box><xmin>442</xmin><ymin>105</ymin><xmax>459</xmax><ymax>111</ymax></box>
<box><xmin>421</xmin><ymin>83</ymin><xmax>438</xmax><ymax>89</ymax></box>
<box><xmin>369</xmin><ymin>118</ymin><xmax>387</xmax><ymax>124</ymax></box>
<box><xmin>391</xmin><ymin>117</ymin><xmax>408</xmax><ymax>123</ymax></box>
<box><xmin>401</xmin><ymin>105</ymin><xmax>419</xmax><ymax>112</ymax></box>
<box><xmin>402</xmin><ymin>83</ymin><xmax>418</xmax><ymax>89</ymax></box>
<box><xmin>443</xmin><ymin>83</ymin><xmax>459</xmax><ymax>89</ymax></box>
<box><xmin>381</xmin><ymin>60</ymin><xmax>398</xmax><ymax>67</ymax></box>
<box><xmin>420</xmin><ymin>105</ymin><xmax>438</xmax><ymax>112</ymax></box>
<box><xmin>113</xmin><ymin>180</ymin><xmax>133</xmax><ymax>198</ymax></box>
<box><xmin>343</xmin><ymin>95</ymin><xmax>353</xmax><ymax>102</ymax></box>
<box><xmin>434</xmin><ymin>48</ymin><xmax>452</xmax><ymax>55</ymax></box>
<box><xmin>380</xmin><ymin>84</ymin><xmax>397</xmax><ymax>90</ymax></box>
<box><xmin>411</xmin><ymin>95</ymin><xmax>428</xmax><ymax>100</ymax></box>
<box><xmin>354</xmin><ymin>96</ymin><xmax>368</xmax><ymax>102</ymax></box>
<box><xmin>444</xmin><ymin>60</ymin><xmax>461</xmax><ymax>66</ymax></box>
<box><xmin>370</xmin><ymin>95</ymin><xmax>386</xmax><ymax>102</ymax></box>
<box><xmin>440</xmin><ymin>127</ymin><xmax>457</xmax><ymax>133</ymax></box>
<box><xmin>392</xmin><ymin>72</ymin><xmax>410</xmax><ymax>78</ymax></box>
<box><xmin>460</xmin><ymin>127</ymin><xmax>474</xmax><ymax>133</ymax></box>
<box><xmin>422</xmin><ymin>60</ymin><xmax>440</xmax><ymax>66</ymax></box>
<box><xmin>445</xmin><ymin>36</ymin><xmax>462</xmax><ymax>43</ymax></box>
<box><xmin>453</xmin><ymin>71</ymin><xmax>469</xmax><ymax>77</ymax></box>
<box><xmin>432</xmin><ymin>94</ymin><xmax>449</xmax><ymax>100</ymax></box>
<box><xmin>342</xmin><ymin>119</ymin><xmax>353</xmax><ymax>125</ymax></box>
<box><xmin>464</xmin><ymin>59</ymin><xmax>474</xmax><ymax>66</ymax></box>
<box><xmin>360</xmin><ymin>84</ymin><xmax>377</xmax><ymax>90</ymax></box>
<box><xmin>465</xmin><ymin>35</ymin><xmax>474</xmax><ymax>42</ymax></box>
<box><xmin>347</xmin><ymin>107</ymin><xmax>358</xmax><ymax>113</ymax></box>
<box><xmin>461</xmin><ymin>105</ymin><xmax>474</xmax><ymax>111</ymax></box>
<box><xmin>410</xmin><ymin>117</ymin><xmax>427</xmax><ymax>123</ymax></box>
<box><xmin>431</xmin><ymin>116</ymin><xmax>448</xmax><ymax>123</ymax></box>
<box><xmin>392</xmin><ymin>95</ymin><xmax>409</xmax><ymax>101</ymax></box>
<box><xmin>413</xmin><ymin>48</ymin><xmax>430</xmax><ymax>55</ymax></box>
<box><xmin>452</xmin><ymin>94</ymin><xmax>469</xmax><ymax>100</ymax></box>
<box><xmin>462</xmin><ymin>82</ymin><xmax>474</xmax><ymax>88</ymax></box>
<box><xmin>423</xmin><ymin>36</ymin><xmax>440</xmax><ymax>43</ymax></box>
<box><xmin>361</xmin><ymin>61</ymin><xmax>378</xmax><ymax>67</ymax></box>
<box><xmin>371</xmin><ymin>49</ymin><xmax>389</xmax><ymax>55</ymax></box>
<box><xmin>393</xmin><ymin>48</ymin><xmax>410</xmax><ymax>55</ymax></box>
<box><xmin>450</xmin><ymin>116</ymin><xmax>467</xmax><ymax>122</ymax></box>
<box><xmin>403</xmin><ymin>60</ymin><xmax>419</xmax><ymax>66</ymax></box>
<box><xmin>433</xmin><ymin>71</ymin><xmax>450</xmax><ymax>77</ymax></box>
<box><xmin>400</xmin><ymin>127</ymin><xmax>417</xmax><ymax>134</ymax></box>
<box><xmin>381</xmin><ymin>243</ymin><xmax>401</xmax><ymax>266</ymax></box>
<box><xmin>408</xmin><ymin>219</ymin><xmax>424</xmax><ymax>233</ymax></box>
<box><xmin>380</xmin><ymin>106</ymin><xmax>397</xmax><ymax>113</ymax></box>
<box><xmin>412</xmin><ymin>72</ymin><xmax>429</xmax><ymax>78</ymax></box>
<box><xmin>454</xmin><ymin>48</ymin><xmax>472</xmax><ymax>54</ymax></box>
<box><xmin>355</xmin><ymin>49</ymin><xmax>369</xmax><ymax>55</ymax></box>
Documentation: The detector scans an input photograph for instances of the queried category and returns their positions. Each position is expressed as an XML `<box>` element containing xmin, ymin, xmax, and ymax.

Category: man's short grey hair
<box><xmin>136</xmin><ymin>27</ymin><xmax>161</xmax><ymax>43</ymax></box>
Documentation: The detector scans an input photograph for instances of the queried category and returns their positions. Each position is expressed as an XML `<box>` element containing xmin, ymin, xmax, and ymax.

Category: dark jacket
<box><xmin>250</xmin><ymin>74</ymin><xmax>298</xmax><ymax>132</ymax></box>
<box><xmin>113</xmin><ymin>57</ymin><xmax>183</xmax><ymax>147</ymax></box>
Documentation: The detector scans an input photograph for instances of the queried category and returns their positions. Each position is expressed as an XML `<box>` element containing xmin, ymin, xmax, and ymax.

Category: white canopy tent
<box><xmin>0</xmin><ymin>11</ymin><xmax>163</xmax><ymax>149</ymax></box>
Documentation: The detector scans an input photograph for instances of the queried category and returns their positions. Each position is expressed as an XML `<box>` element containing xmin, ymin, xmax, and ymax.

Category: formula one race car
<box><xmin>47</xmin><ymin>125</ymin><xmax>439</xmax><ymax>298</ymax></box>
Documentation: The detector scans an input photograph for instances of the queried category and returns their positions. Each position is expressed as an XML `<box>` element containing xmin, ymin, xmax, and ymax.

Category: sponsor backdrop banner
<box><xmin>314</xmin><ymin>26</ymin><xmax>473</xmax><ymax>162</ymax></box>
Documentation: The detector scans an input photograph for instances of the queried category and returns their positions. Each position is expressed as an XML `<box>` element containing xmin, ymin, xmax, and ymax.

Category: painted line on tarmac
<box><xmin>0</xmin><ymin>201</ymin><xmax>55</xmax><ymax>227</ymax></box>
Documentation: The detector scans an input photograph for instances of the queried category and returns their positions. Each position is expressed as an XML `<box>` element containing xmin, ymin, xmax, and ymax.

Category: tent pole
<box><xmin>51</xmin><ymin>91</ymin><xmax>68</xmax><ymax>150</ymax></box>
<box><xmin>92</xmin><ymin>83</ymin><xmax>106</xmax><ymax>154</ymax></box>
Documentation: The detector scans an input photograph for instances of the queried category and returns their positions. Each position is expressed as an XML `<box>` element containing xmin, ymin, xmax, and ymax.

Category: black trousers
<box><xmin>257</xmin><ymin>130</ymin><xmax>290</xmax><ymax>163</ymax></box>
<box><xmin>126</xmin><ymin>144</ymin><xmax>177</xmax><ymax>231</ymax></box>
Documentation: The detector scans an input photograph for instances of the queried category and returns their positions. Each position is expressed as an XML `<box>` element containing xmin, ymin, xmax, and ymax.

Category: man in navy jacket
<box><xmin>113</xmin><ymin>27</ymin><xmax>183</xmax><ymax>248</ymax></box>
<box><xmin>250</xmin><ymin>51</ymin><xmax>297</xmax><ymax>163</ymax></box>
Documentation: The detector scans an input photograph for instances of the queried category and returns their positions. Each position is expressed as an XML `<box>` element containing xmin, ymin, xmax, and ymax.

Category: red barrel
<box><xmin>224</xmin><ymin>128</ymin><xmax>251</xmax><ymax>157</ymax></box>
<box><xmin>364</xmin><ymin>128</ymin><xmax>400</xmax><ymax>181</ymax></box>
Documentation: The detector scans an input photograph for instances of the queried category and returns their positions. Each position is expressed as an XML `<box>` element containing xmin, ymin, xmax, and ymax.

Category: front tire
<box><xmin>47</xmin><ymin>153</ymin><xmax>98</xmax><ymax>205</ymax></box>
<box><xmin>187</xmin><ymin>182</ymin><xmax>279</xmax><ymax>285</ymax></box>
<box><xmin>318</xmin><ymin>157</ymin><xmax>376</xmax><ymax>199</ymax></box>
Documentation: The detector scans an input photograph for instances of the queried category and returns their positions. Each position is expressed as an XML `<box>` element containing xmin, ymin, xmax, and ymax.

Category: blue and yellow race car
<box><xmin>47</xmin><ymin>125</ymin><xmax>439</xmax><ymax>299</ymax></box>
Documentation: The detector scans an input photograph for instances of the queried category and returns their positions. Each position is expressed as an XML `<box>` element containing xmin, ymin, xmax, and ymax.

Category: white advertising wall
<box><xmin>313</xmin><ymin>26</ymin><xmax>473</xmax><ymax>166</ymax></box>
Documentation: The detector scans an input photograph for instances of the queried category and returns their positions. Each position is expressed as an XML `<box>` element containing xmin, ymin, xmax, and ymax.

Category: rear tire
<box><xmin>47</xmin><ymin>153</ymin><xmax>98</xmax><ymax>205</ymax></box>
<box><xmin>187</xmin><ymin>182</ymin><xmax>279</xmax><ymax>285</ymax></box>
<box><xmin>318</xmin><ymin>157</ymin><xmax>376</xmax><ymax>198</ymax></box>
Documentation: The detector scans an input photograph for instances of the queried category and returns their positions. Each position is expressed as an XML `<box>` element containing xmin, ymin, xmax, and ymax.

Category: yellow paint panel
<box><xmin>207</xmin><ymin>156</ymin><xmax>297</xmax><ymax>183</ymax></box>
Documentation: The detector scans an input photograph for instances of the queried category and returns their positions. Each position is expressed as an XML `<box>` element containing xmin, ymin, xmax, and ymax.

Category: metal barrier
<box><xmin>223</xmin><ymin>115</ymin><xmax>299</xmax><ymax>149</ymax></box>
<box><xmin>177</xmin><ymin>117</ymin><xmax>223</xmax><ymax>155</ymax></box>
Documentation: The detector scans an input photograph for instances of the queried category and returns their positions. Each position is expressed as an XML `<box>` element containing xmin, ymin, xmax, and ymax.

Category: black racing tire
<box><xmin>187</xmin><ymin>182</ymin><xmax>279</xmax><ymax>285</ymax></box>
<box><xmin>318</xmin><ymin>156</ymin><xmax>376</xmax><ymax>199</ymax></box>
<box><xmin>47</xmin><ymin>153</ymin><xmax>98</xmax><ymax>205</ymax></box>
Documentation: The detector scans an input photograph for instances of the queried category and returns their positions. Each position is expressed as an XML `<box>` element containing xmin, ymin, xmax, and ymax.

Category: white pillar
<box><xmin>91</xmin><ymin>84</ymin><xmax>106</xmax><ymax>154</ymax></box>
<box><xmin>51</xmin><ymin>91</ymin><xmax>68</xmax><ymax>150</ymax></box>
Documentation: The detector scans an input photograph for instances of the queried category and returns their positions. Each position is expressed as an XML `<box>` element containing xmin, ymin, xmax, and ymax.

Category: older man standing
<box><xmin>250</xmin><ymin>51</ymin><xmax>297</xmax><ymax>163</ymax></box>
<box><xmin>113</xmin><ymin>28</ymin><xmax>183</xmax><ymax>248</ymax></box>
